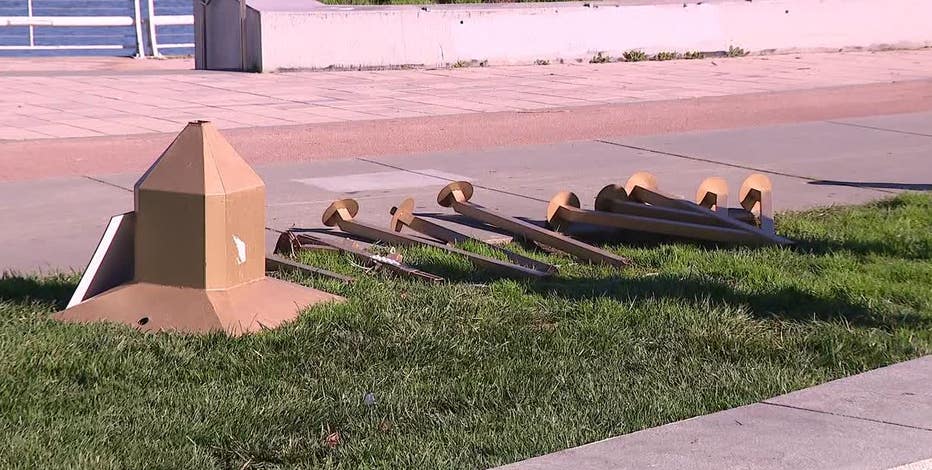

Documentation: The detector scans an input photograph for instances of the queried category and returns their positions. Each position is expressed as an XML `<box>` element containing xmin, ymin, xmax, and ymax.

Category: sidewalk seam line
<box><xmin>761</xmin><ymin>401</ymin><xmax>932</xmax><ymax>432</ymax></box>
<box><xmin>593</xmin><ymin>139</ymin><xmax>902</xmax><ymax>194</ymax></box>
<box><xmin>355</xmin><ymin>158</ymin><xmax>549</xmax><ymax>203</ymax></box>
<box><xmin>825</xmin><ymin>120</ymin><xmax>932</xmax><ymax>138</ymax></box>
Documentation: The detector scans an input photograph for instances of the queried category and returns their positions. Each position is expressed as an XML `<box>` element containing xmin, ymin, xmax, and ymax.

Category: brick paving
<box><xmin>1</xmin><ymin>49</ymin><xmax>931</xmax><ymax>140</ymax></box>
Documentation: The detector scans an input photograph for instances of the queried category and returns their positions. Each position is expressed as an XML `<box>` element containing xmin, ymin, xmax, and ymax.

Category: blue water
<box><xmin>0</xmin><ymin>0</ymin><xmax>193</xmax><ymax>57</ymax></box>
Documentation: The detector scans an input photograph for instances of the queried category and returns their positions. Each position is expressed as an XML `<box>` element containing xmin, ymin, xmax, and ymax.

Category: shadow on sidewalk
<box><xmin>808</xmin><ymin>180</ymin><xmax>932</xmax><ymax>191</ymax></box>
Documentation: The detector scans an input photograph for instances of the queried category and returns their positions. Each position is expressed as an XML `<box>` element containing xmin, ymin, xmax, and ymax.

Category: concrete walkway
<box><xmin>1</xmin><ymin>49</ymin><xmax>931</xmax><ymax>140</ymax></box>
<box><xmin>498</xmin><ymin>355</ymin><xmax>932</xmax><ymax>470</ymax></box>
<box><xmin>2</xmin><ymin>109</ymin><xmax>930</xmax><ymax>274</ymax></box>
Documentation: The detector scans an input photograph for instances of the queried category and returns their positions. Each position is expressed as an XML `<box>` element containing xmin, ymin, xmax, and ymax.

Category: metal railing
<box><xmin>146</xmin><ymin>0</ymin><xmax>193</xmax><ymax>57</ymax></box>
<box><xmin>0</xmin><ymin>0</ymin><xmax>193</xmax><ymax>57</ymax></box>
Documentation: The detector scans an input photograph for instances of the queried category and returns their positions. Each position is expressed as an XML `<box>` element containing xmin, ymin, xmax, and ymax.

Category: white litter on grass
<box><xmin>371</xmin><ymin>255</ymin><xmax>402</xmax><ymax>267</ymax></box>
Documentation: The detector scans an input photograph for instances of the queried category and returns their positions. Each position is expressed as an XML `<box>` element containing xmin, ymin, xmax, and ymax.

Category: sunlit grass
<box><xmin>1</xmin><ymin>193</ymin><xmax>930</xmax><ymax>468</ymax></box>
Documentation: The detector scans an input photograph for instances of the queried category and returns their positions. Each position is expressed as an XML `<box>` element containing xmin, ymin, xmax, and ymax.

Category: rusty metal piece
<box><xmin>266</xmin><ymin>253</ymin><xmax>355</xmax><ymax>284</ymax></box>
<box><xmin>696</xmin><ymin>176</ymin><xmax>729</xmax><ymax>212</ymax></box>
<box><xmin>740</xmin><ymin>173</ymin><xmax>775</xmax><ymax>235</ymax></box>
<box><xmin>695</xmin><ymin>177</ymin><xmax>756</xmax><ymax>224</ymax></box>
<box><xmin>624</xmin><ymin>171</ymin><xmax>689</xmax><ymax>210</ymax></box>
<box><xmin>728</xmin><ymin>208</ymin><xmax>757</xmax><ymax>224</ymax></box>
<box><xmin>274</xmin><ymin>231</ymin><xmax>338</xmax><ymax>255</ymax></box>
<box><xmin>390</xmin><ymin>197</ymin><xmax>557</xmax><ymax>275</ymax></box>
<box><xmin>548</xmin><ymin>191</ymin><xmax>771</xmax><ymax>245</ymax></box>
<box><xmin>622</xmin><ymin>171</ymin><xmax>790</xmax><ymax>245</ymax></box>
<box><xmin>595</xmin><ymin>184</ymin><xmax>731</xmax><ymax>227</ymax></box>
<box><xmin>324</xmin><ymin>198</ymin><xmax>553</xmax><ymax>279</ymax></box>
<box><xmin>437</xmin><ymin>181</ymin><xmax>630</xmax><ymax>267</ymax></box>
<box><xmin>273</xmin><ymin>229</ymin><xmax>444</xmax><ymax>283</ymax></box>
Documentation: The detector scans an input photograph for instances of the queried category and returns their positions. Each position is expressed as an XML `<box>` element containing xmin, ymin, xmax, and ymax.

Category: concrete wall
<box><xmin>206</xmin><ymin>0</ymin><xmax>932</xmax><ymax>72</ymax></box>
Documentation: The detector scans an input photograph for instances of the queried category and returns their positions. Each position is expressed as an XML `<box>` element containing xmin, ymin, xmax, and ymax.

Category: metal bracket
<box><xmin>323</xmin><ymin>198</ymin><xmax>553</xmax><ymax>279</ymax></box>
<box><xmin>548</xmin><ymin>191</ymin><xmax>771</xmax><ymax>245</ymax></box>
<box><xmin>266</xmin><ymin>253</ymin><xmax>355</xmax><ymax>284</ymax></box>
<box><xmin>740</xmin><ymin>173</ymin><xmax>776</xmax><ymax>236</ymax></box>
<box><xmin>436</xmin><ymin>181</ymin><xmax>631</xmax><ymax>267</ymax></box>
<box><xmin>603</xmin><ymin>172</ymin><xmax>790</xmax><ymax>245</ymax></box>
<box><xmin>390</xmin><ymin>197</ymin><xmax>557</xmax><ymax>275</ymax></box>
<box><xmin>272</xmin><ymin>228</ymin><xmax>444</xmax><ymax>283</ymax></box>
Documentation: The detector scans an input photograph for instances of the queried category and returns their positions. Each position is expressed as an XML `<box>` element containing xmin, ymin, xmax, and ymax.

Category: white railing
<box><xmin>146</xmin><ymin>0</ymin><xmax>193</xmax><ymax>57</ymax></box>
<box><xmin>0</xmin><ymin>0</ymin><xmax>193</xmax><ymax>57</ymax></box>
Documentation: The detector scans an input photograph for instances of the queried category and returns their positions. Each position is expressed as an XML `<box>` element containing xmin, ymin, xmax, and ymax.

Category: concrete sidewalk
<box><xmin>1</xmin><ymin>49</ymin><xmax>931</xmax><ymax>140</ymax></box>
<box><xmin>2</xmin><ymin>110</ymin><xmax>929</xmax><ymax>274</ymax></box>
<box><xmin>498</xmin><ymin>355</ymin><xmax>932</xmax><ymax>470</ymax></box>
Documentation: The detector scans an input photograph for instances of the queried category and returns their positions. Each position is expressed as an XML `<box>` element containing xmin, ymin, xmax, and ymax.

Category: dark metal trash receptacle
<box><xmin>194</xmin><ymin>0</ymin><xmax>261</xmax><ymax>71</ymax></box>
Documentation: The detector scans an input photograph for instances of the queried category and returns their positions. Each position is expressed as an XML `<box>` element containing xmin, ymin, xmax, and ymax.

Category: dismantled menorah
<box><xmin>56</xmin><ymin>121</ymin><xmax>791</xmax><ymax>335</ymax></box>
<box><xmin>274</xmin><ymin>172</ymin><xmax>789</xmax><ymax>284</ymax></box>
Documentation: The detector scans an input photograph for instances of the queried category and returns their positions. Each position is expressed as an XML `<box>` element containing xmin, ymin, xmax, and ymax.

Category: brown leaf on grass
<box><xmin>324</xmin><ymin>431</ymin><xmax>341</xmax><ymax>449</ymax></box>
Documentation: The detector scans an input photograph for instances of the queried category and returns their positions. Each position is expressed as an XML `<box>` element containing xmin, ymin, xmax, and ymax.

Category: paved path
<box><xmin>2</xmin><ymin>110</ymin><xmax>929</xmax><ymax>274</ymax></box>
<box><xmin>3</xmin><ymin>79</ymin><xmax>931</xmax><ymax>182</ymax></box>
<box><xmin>1</xmin><ymin>50</ymin><xmax>931</xmax><ymax>140</ymax></box>
<box><xmin>498</xmin><ymin>355</ymin><xmax>932</xmax><ymax>470</ymax></box>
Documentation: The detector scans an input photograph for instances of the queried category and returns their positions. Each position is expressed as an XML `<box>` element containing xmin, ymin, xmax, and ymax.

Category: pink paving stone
<box><xmin>113</xmin><ymin>116</ymin><xmax>187</xmax><ymax>133</ymax></box>
<box><xmin>286</xmin><ymin>113</ymin><xmax>350</xmax><ymax>124</ymax></box>
<box><xmin>0</xmin><ymin>127</ymin><xmax>51</xmax><ymax>140</ymax></box>
<box><xmin>307</xmin><ymin>107</ymin><xmax>384</xmax><ymax>121</ymax></box>
<box><xmin>59</xmin><ymin>119</ymin><xmax>153</xmax><ymax>136</ymax></box>
<box><xmin>24</xmin><ymin>124</ymin><xmax>103</xmax><ymax>138</ymax></box>
<box><xmin>1</xmin><ymin>50</ymin><xmax>932</xmax><ymax>140</ymax></box>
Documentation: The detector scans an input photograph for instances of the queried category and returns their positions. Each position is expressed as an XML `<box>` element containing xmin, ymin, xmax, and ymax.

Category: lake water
<box><xmin>0</xmin><ymin>0</ymin><xmax>193</xmax><ymax>57</ymax></box>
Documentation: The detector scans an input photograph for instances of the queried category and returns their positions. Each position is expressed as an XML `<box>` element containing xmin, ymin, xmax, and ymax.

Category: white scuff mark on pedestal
<box><xmin>233</xmin><ymin>235</ymin><xmax>247</xmax><ymax>265</ymax></box>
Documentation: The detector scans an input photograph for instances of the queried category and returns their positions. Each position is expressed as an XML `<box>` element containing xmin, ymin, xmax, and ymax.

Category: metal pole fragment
<box><xmin>266</xmin><ymin>253</ymin><xmax>355</xmax><ymax>284</ymax></box>
<box><xmin>323</xmin><ymin>199</ymin><xmax>553</xmax><ymax>279</ymax></box>
<box><xmin>272</xmin><ymin>229</ymin><xmax>445</xmax><ymax>283</ymax></box>
<box><xmin>596</xmin><ymin>184</ymin><xmax>735</xmax><ymax>227</ymax></box>
<box><xmin>437</xmin><ymin>182</ymin><xmax>631</xmax><ymax>268</ymax></box>
<box><xmin>548</xmin><ymin>191</ymin><xmax>771</xmax><ymax>245</ymax></box>
<box><xmin>695</xmin><ymin>176</ymin><xmax>729</xmax><ymax>213</ymax></box>
<box><xmin>740</xmin><ymin>173</ymin><xmax>776</xmax><ymax>236</ymax></box>
<box><xmin>390</xmin><ymin>197</ymin><xmax>558</xmax><ymax>275</ymax></box>
<box><xmin>621</xmin><ymin>172</ymin><xmax>790</xmax><ymax>245</ymax></box>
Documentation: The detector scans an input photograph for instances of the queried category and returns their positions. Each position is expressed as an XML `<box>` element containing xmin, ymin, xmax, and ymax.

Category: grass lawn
<box><xmin>1</xmin><ymin>193</ymin><xmax>931</xmax><ymax>469</ymax></box>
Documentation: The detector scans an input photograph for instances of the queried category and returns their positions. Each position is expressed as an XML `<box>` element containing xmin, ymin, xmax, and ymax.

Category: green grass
<box><xmin>2</xmin><ymin>193</ymin><xmax>931</xmax><ymax>469</ymax></box>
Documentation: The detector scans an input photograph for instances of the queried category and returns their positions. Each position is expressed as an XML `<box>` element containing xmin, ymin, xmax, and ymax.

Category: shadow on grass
<box><xmin>0</xmin><ymin>274</ymin><xmax>76</xmax><ymax>310</ymax></box>
<box><xmin>530</xmin><ymin>273</ymin><xmax>928</xmax><ymax>331</ymax></box>
<box><xmin>789</xmin><ymin>236</ymin><xmax>931</xmax><ymax>261</ymax></box>
<box><xmin>808</xmin><ymin>180</ymin><xmax>932</xmax><ymax>191</ymax></box>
